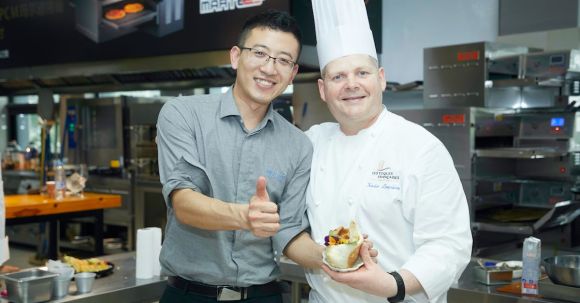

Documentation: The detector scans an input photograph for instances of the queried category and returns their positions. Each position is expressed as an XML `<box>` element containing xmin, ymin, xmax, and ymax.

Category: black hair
<box><xmin>238</xmin><ymin>10</ymin><xmax>302</xmax><ymax>58</ymax></box>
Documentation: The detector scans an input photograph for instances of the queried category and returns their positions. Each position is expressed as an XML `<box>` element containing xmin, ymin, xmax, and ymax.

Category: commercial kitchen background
<box><xmin>1</xmin><ymin>0</ymin><xmax>580</xmax><ymax>302</ymax></box>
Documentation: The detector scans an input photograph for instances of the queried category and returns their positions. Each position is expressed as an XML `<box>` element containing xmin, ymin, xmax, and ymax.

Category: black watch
<box><xmin>387</xmin><ymin>271</ymin><xmax>405</xmax><ymax>303</ymax></box>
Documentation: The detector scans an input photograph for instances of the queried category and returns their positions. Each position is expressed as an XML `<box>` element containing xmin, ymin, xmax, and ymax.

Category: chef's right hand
<box><xmin>248</xmin><ymin>176</ymin><xmax>280</xmax><ymax>238</ymax></box>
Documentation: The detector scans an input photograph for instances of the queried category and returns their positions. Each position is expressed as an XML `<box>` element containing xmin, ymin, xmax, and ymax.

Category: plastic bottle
<box><xmin>521</xmin><ymin>236</ymin><xmax>541</xmax><ymax>295</ymax></box>
<box><xmin>54</xmin><ymin>160</ymin><xmax>66</xmax><ymax>200</ymax></box>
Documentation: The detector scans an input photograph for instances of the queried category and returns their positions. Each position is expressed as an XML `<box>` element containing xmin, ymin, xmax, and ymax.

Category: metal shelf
<box><xmin>474</xmin><ymin>176</ymin><xmax>571</xmax><ymax>184</ymax></box>
<box><xmin>472</xmin><ymin>221</ymin><xmax>534</xmax><ymax>235</ymax></box>
<box><xmin>102</xmin><ymin>10</ymin><xmax>157</xmax><ymax>30</ymax></box>
<box><xmin>473</xmin><ymin>201</ymin><xmax>580</xmax><ymax>235</ymax></box>
<box><xmin>475</xmin><ymin>147</ymin><xmax>567</xmax><ymax>159</ymax></box>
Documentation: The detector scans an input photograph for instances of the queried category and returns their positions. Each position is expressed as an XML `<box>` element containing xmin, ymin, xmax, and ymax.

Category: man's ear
<box><xmin>378</xmin><ymin>67</ymin><xmax>386</xmax><ymax>92</ymax></box>
<box><xmin>317</xmin><ymin>78</ymin><xmax>327</xmax><ymax>103</ymax></box>
<box><xmin>230</xmin><ymin>46</ymin><xmax>241</xmax><ymax>70</ymax></box>
<box><xmin>289</xmin><ymin>64</ymin><xmax>299</xmax><ymax>84</ymax></box>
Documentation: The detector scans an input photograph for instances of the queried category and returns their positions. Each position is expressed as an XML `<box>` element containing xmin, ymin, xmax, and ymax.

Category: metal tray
<box><xmin>473</xmin><ymin>201</ymin><xmax>580</xmax><ymax>235</ymax></box>
<box><xmin>473</xmin><ymin>266</ymin><xmax>513</xmax><ymax>285</ymax></box>
<box><xmin>542</xmin><ymin>255</ymin><xmax>580</xmax><ymax>288</ymax></box>
<box><xmin>1</xmin><ymin>269</ymin><xmax>58</xmax><ymax>303</ymax></box>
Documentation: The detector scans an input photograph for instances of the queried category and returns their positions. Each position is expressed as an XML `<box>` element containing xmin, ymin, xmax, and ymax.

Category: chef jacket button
<box><xmin>314</xmin><ymin>200</ymin><xmax>320</xmax><ymax>206</ymax></box>
<box><xmin>348</xmin><ymin>198</ymin><xmax>354</xmax><ymax>205</ymax></box>
<box><xmin>320</xmin><ymin>167</ymin><xmax>324</xmax><ymax>172</ymax></box>
<box><xmin>371</xmin><ymin>132</ymin><xmax>376</xmax><ymax>138</ymax></box>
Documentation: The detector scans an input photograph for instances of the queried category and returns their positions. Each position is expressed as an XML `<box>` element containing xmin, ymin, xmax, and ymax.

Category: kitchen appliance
<box><xmin>133</xmin><ymin>177</ymin><xmax>166</xmax><ymax>233</ymax></box>
<box><xmin>63</xmin><ymin>96</ymin><xmax>165</xmax><ymax>250</ymax></box>
<box><xmin>127</xmin><ymin>102</ymin><xmax>166</xmax><ymax>243</ymax></box>
<box><xmin>64</xmin><ymin>97</ymin><xmax>164</xmax><ymax>174</ymax></box>
<box><xmin>73</xmin><ymin>0</ymin><xmax>184</xmax><ymax>43</ymax></box>
<box><xmin>423</xmin><ymin>42</ymin><xmax>580</xmax><ymax>109</ymax></box>
<box><xmin>393</xmin><ymin>107</ymin><xmax>580</xmax><ymax>256</ymax></box>
<box><xmin>65</xmin><ymin>97</ymin><xmax>125</xmax><ymax>172</ymax></box>
<box><xmin>424</xmin><ymin>42</ymin><xmax>537</xmax><ymax>108</ymax></box>
<box><xmin>410</xmin><ymin>42</ymin><xmax>580</xmax><ymax>256</ymax></box>
<box><xmin>126</xmin><ymin>102</ymin><xmax>164</xmax><ymax>179</ymax></box>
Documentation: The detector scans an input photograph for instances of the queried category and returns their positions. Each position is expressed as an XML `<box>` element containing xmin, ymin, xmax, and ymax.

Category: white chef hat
<box><xmin>312</xmin><ymin>0</ymin><xmax>377</xmax><ymax>72</ymax></box>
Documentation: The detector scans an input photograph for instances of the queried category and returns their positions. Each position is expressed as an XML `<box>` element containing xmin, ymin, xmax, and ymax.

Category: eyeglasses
<box><xmin>238</xmin><ymin>46</ymin><xmax>297</xmax><ymax>70</ymax></box>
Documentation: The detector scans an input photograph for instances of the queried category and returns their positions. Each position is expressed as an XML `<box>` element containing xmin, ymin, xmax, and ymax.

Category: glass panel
<box><xmin>12</xmin><ymin>94</ymin><xmax>60</xmax><ymax>155</ymax></box>
<box><xmin>0</xmin><ymin>97</ymin><xmax>7</xmax><ymax>154</ymax></box>
<box><xmin>88</xmin><ymin>106</ymin><xmax>116</xmax><ymax>149</ymax></box>
<box><xmin>13</xmin><ymin>95</ymin><xmax>38</xmax><ymax>104</ymax></box>
<box><xmin>98</xmin><ymin>90</ymin><xmax>160</xmax><ymax>98</ymax></box>
<box><xmin>14</xmin><ymin>114</ymin><xmax>59</xmax><ymax>156</ymax></box>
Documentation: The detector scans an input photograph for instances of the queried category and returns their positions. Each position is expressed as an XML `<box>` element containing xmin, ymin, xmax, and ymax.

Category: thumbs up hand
<box><xmin>248</xmin><ymin>176</ymin><xmax>280</xmax><ymax>238</ymax></box>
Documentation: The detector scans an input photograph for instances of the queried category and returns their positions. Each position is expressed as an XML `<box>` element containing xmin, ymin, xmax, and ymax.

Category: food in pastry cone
<box><xmin>324</xmin><ymin>221</ymin><xmax>363</xmax><ymax>269</ymax></box>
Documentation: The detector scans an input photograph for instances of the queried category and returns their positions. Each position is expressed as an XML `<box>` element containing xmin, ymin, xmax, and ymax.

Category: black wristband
<box><xmin>387</xmin><ymin>271</ymin><xmax>405</xmax><ymax>303</ymax></box>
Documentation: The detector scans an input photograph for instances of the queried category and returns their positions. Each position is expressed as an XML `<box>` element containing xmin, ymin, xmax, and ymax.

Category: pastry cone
<box><xmin>324</xmin><ymin>221</ymin><xmax>363</xmax><ymax>269</ymax></box>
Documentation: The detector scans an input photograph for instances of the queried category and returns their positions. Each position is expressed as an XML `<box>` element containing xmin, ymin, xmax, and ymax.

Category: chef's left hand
<box><xmin>321</xmin><ymin>243</ymin><xmax>389</xmax><ymax>296</ymax></box>
<box><xmin>362</xmin><ymin>234</ymin><xmax>378</xmax><ymax>263</ymax></box>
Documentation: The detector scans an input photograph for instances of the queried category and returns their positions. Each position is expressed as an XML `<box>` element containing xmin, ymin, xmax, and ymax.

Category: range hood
<box><xmin>0</xmin><ymin>50</ymin><xmax>320</xmax><ymax>95</ymax></box>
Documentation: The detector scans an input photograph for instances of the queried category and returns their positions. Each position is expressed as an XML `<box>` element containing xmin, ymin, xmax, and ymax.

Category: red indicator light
<box><xmin>457</xmin><ymin>50</ymin><xmax>480</xmax><ymax>62</ymax></box>
<box><xmin>560</xmin><ymin>167</ymin><xmax>566</xmax><ymax>173</ymax></box>
<box><xmin>442</xmin><ymin>114</ymin><xmax>466</xmax><ymax>124</ymax></box>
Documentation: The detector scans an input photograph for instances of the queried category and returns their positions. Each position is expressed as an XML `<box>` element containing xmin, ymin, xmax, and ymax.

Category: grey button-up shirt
<box><xmin>156</xmin><ymin>88</ymin><xmax>312</xmax><ymax>286</ymax></box>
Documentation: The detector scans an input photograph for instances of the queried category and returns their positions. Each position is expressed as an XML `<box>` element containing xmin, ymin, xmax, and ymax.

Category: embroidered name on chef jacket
<box><xmin>368</xmin><ymin>161</ymin><xmax>400</xmax><ymax>190</ymax></box>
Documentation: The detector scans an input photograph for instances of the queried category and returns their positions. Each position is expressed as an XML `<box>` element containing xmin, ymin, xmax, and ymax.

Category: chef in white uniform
<box><xmin>304</xmin><ymin>1</ymin><xmax>472</xmax><ymax>302</ymax></box>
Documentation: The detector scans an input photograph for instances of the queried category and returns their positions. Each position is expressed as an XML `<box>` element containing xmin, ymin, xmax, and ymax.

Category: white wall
<box><xmin>381</xmin><ymin>0</ymin><xmax>499</xmax><ymax>84</ymax></box>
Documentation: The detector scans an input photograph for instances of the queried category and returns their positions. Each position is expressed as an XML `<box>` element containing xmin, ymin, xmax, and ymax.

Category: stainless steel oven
<box><xmin>73</xmin><ymin>0</ymin><xmax>184</xmax><ymax>43</ymax></box>
<box><xmin>394</xmin><ymin>107</ymin><xmax>580</xmax><ymax>256</ymax></box>
<box><xmin>65</xmin><ymin>97</ymin><xmax>125</xmax><ymax>171</ymax></box>
<box><xmin>64</xmin><ymin>96</ymin><xmax>165</xmax><ymax>250</ymax></box>
<box><xmin>133</xmin><ymin>177</ymin><xmax>166</xmax><ymax>240</ymax></box>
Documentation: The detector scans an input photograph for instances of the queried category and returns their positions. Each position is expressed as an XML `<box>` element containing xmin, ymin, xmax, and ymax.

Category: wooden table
<box><xmin>5</xmin><ymin>193</ymin><xmax>122</xmax><ymax>259</ymax></box>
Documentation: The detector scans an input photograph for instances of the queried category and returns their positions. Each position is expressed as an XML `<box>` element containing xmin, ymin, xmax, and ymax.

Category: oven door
<box><xmin>134</xmin><ymin>177</ymin><xmax>166</xmax><ymax>247</ymax></box>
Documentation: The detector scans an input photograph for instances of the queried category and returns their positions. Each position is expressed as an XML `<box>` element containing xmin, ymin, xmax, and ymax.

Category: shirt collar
<box><xmin>219</xmin><ymin>86</ymin><xmax>276</xmax><ymax>128</ymax></box>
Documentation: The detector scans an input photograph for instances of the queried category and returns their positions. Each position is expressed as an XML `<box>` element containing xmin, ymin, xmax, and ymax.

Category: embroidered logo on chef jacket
<box><xmin>367</xmin><ymin>162</ymin><xmax>400</xmax><ymax>190</ymax></box>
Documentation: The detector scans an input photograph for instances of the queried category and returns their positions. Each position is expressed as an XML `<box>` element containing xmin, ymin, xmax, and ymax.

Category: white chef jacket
<box><xmin>305</xmin><ymin>108</ymin><xmax>472</xmax><ymax>303</ymax></box>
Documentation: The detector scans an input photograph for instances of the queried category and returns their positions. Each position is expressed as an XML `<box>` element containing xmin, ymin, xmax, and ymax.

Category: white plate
<box><xmin>322</xmin><ymin>250</ymin><xmax>364</xmax><ymax>272</ymax></box>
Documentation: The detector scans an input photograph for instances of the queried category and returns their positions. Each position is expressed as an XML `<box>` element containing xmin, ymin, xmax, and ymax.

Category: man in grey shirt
<box><xmin>156</xmin><ymin>11</ymin><xmax>324</xmax><ymax>303</ymax></box>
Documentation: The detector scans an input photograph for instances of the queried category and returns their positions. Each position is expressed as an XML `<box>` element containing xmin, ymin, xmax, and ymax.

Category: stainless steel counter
<box><xmin>3</xmin><ymin>254</ymin><xmax>579</xmax><ymax>303</ymax></box>
<box><xmin>449</xmin><ymin>262</ymin><xmax>579</xmax><ymax>303</ymax></box>
<box><xmin>280</xmin><ymin>257</ymin><xmax>580</xmax><ymax>303</ymax></box>
<box><xmin>1</xmin><ymin>253</ymin><xmax>166</xmax><ymax>303</ymax></box>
